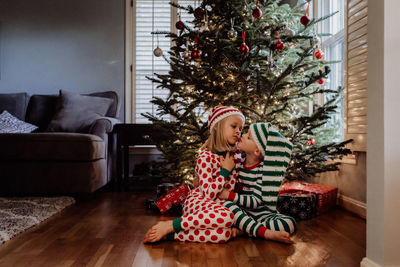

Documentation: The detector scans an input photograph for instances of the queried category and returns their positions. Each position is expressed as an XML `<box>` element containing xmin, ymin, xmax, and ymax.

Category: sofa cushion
<box><xmin>25</xmin><ymin>91</ymin><xmax>119</xmax><ymax>131</ymax></box>
<box><xmin>47</xmin><ymin>90</ymin><xmax>113</xmax><ymax>133</ymax></box>
<box><xmin>0</xmin><ymin>110</ymin><xmax>38</xmax><ymax>133</ymax></box>
<box><xmin>90</xmin><ymin>91</ymin><xmax>120</xmax><ymax>118</ymax></box>
<box><xmin>0</xmin><ymin>133</ymin><xmax>105</xmax><ymax>161</ymax></box>
<box><xmin>0</xmin><ymin>93</ymin><xmax>29</xmax><ymax>120</ymax></box>
<box><xmin>25</xmin><ymin>94</ymin><xmax>58</xmax><ymax>131</ymax></box>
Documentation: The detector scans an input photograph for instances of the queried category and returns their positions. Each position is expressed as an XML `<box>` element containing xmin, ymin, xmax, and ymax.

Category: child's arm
<box><xmin>219</xmin><ymin>180</ymin><xmax>263</xmax><ymax>209</ymax></box>
<box><xmin>228</xmin><ymin>179</ymin><xmax>263</xmax><ymax>208</ymax></box>
<box><xmin>196</xmin><ymin>152</ymin><xmax>234</xmax><ymax>200</ymax></box>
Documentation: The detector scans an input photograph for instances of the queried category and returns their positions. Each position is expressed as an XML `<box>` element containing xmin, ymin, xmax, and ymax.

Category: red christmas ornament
<box><xmin>315</xmin><ymin>50</ymin><xmax>324</xmax><ymax>59</ymax></box>
<box><xmin>191</xmin><ymin>35</ymin><xmax>201</xmax><ymax>61</ymax></box>
<box><xmin>194</xmin><ymin>7</ymin><xmax>204</xmax><ymax>19</ymax></box>
<box><xmin>307</xmin><ymin>139</ymin><xmax>315</xmax><ymax>145</ymax></box>
<box><xmin>274</xmin><ymin>31</ymin><xmax>284</xmax><ymax>51</ymax></box>
<box><xmin>252</xmin><ymin>0</ymin><xmax>262</xmax><ymax>18</ymax></box>
<box><xmin>240</xmin><ymin>32</ymin><xmax>249</xmax><ymax>55</ymax></box>
<box><xmin>275</xmin><ymin>40</ymin><xmax>284</xmax><ymax>51</ymax></box>
<box><xmin>317</xmin><ymin>78</ymin><xmax>325</xmax><ymax>84</ymax></box>
<box><xmin>300</xmin><ymin>15</ymin><xmax>310</xmax><ymax>26</ymax></box>
<box><xmin>241</xmin><ymin>43</ymin><xmax>250</xmax><ymax>54</ymax></box>
<box><xmin>252</xmin><ymin>7</ymin><xmax>262</xmax><ymax>18</ymax></box>
<box><xmin>191</xmin><ymin>50</ymin><xmax>201</xmax><ymax>61</ymax></box>
<box><xmin>176</xmin><ymin>20</ymin><xmax>184</xmax><ymax>30</ymax></box>
<box><xmin>300</xmin><ymin>2</ymin><xmax>311</xmax><ymax>26</ymax></box>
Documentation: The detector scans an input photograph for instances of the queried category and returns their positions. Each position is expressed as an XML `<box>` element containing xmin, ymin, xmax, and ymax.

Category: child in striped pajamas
<box><xmin>144</xmin><ymin>106</ymin><xmax>244</xmax><ymax>243</ymax></box>
<box><xmin>218</xmin><ymin>122</ymin><xmax>296</xmax><ymax>243</ymax></box>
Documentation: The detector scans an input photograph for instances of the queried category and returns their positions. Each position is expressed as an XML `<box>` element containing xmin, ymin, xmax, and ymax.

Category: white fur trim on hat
<box><xmin>250</xmin><ymin>123</ymin><xmax>269</xmax><ymax>156</ymax></box>
<box><xmin>208</xmin><ymin>106</ymin><xmax>244</xmax><ymax>131</ymax></box>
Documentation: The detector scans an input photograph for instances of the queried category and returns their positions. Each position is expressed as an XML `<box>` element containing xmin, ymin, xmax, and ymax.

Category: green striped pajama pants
<box><xmin>224</xmin><ymin>201</ymin><xmax>297</xmax><ymax>237</ymax></box>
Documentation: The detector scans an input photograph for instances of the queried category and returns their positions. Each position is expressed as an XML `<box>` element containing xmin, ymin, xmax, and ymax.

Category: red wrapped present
<box><xmin>156</xmin><ymin>182</ymin><xmax>177</xmax><ymax>197</ymax></box>
<box><xmin>279</xmin><ymin>182</ymin><xmax>338</xmax><ymax>215</ymax></box>
<box><xmin>155</xmin><ymin>183</ymin><xmax>191</xmax><ymax>214</ymax></box>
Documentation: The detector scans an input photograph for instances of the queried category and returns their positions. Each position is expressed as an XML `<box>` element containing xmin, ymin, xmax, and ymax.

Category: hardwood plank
<box><xmin>0</xmin><ymin>192</ymin><xmax>366</xmax><ymax>267</ymax></box>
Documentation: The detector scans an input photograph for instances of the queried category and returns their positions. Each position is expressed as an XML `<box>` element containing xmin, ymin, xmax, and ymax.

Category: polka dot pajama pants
<box><xmin>174</xmin><ymin>190</ymin><xmax>234</xmax><ymax>243</ymax></box>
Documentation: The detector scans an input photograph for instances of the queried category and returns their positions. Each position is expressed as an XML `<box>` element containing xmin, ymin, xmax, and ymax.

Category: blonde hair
<box><xmin>201</xmin><ymin>117</ymin><xmax>237</xmax><ymax>153</ymax></box>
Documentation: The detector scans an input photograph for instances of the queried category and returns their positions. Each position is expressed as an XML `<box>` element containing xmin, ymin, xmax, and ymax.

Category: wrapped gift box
<box><xmin>279</xmin><ymin>182</ymin><xmax>338</xmax><ymax>215</ymax></box>
<box><xmin>155</xmin><ymin>183</ymin><xmax>191</xmax><ymax>214</ymax></box>
<box><xmin>156</xmin><ymin>182</ymin><xmax>178</xmax><ymax>197</ymax></box>
<box><xmin>277</xmin><ymin>192</ymin><xmax>317</xmax><ymax>220</ymax></box>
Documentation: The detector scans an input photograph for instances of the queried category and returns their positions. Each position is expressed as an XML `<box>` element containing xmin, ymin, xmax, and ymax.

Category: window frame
<box><xmin>126</xmin><ymin>0</ymin><xmax>178</xmax><ymax>123</ymax></box>
<box><xmin>312</xmin><ymin>0</ymin><xmax>346</xmax><ymax>142</ymax></box>
<box><xmin>126</xmin><ymin>0</ymin><xmax>352</xmax><ymax>133</ymax></box>
<box><xmin>127</xmin><ymin>0</ymin><xmax>199</xmax><ymax>123</ymax></box>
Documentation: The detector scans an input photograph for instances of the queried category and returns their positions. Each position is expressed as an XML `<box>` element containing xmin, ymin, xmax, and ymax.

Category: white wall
<box><xmin>309</xmin><ymin>152</ymin><xmax>366</xmax><ymax>203</ymax></box>
<box><xmin>364</xmin><ymin>0</ymin><xmax>400</xmax><ymax>266</ymax></box>
<box><xmin>0</xmin><ymin>0</ymin><xmax>125</xmax><ymax>120</ymax></box>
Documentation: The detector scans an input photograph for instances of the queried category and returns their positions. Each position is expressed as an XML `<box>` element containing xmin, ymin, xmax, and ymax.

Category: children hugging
<box><xmin>143</xmin><ymin>106</ymin><xmax>296</xmax><ymax>244</ymax></box>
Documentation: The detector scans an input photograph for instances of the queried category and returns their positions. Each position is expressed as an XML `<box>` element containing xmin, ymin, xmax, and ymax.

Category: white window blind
<box><xmin>134</xmin><ymin>0</ymin><xmax>196</xmax><ymax>123</ymax></box>
<box><xmin>345</xmin><ymin>0</ymin><xmax>367</xmax><ymax>151</ymax></box>
<box><xmin>135</xmin><ymin>0</ymin><xmax>171</xmax><ymax>123</ymax></box>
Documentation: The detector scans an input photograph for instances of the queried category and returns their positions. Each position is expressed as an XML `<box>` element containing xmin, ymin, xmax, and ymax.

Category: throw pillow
<box><xmin>47</xmin><ymin>90</ymin><xmax>113</xmax><ymax>133</ymax></box>
<box><xmin>0</xmin><ymin>110</ymin><xmax>38</xmax><ymax>133</ymax></box>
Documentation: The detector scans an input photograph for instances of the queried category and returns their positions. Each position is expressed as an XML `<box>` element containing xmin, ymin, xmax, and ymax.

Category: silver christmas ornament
<box><xmin>228</xmin><ymin>28</ymin><xmax>237</xmax><ymax>39</ymax></box>
<box><xmin>285</xmin><ymin>28</ymin><xmax>295</xmax><ymax>37</ymax></box>
<box><xmin>153</xmin><ymin>46</ymin><xmax>163</xmax><ymax>57</ymax></box>
<box><xmin>313</xmin><ymin>36</ymin><xmax>321</xmax><ymax>47</ymax></box>
<box><xmin>208</xmin><ymin>20</ymin><xmax>216</xmax><ymax>31</ymax></box>
<box><xmin>228</xmin><ymin>18</ymin><xmax>237</xmax><ymax>40</ymax></box>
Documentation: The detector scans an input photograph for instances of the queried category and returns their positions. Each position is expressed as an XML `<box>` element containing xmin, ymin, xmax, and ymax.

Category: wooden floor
<box><xmin>0</xmin><ymin>192</ymin><xmax>366</xmax><ymax>267</ymax></box>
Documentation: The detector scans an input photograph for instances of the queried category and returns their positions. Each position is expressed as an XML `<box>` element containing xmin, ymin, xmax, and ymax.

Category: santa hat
<box><xmin>249</xmin><ymin>122</ymin><xmax>293</xmax><ymax>211</ymax></box>
<box><xmin>208</xmin><ymin>106</ymin><xmax>244</xmax><ymax>131</ymax></box>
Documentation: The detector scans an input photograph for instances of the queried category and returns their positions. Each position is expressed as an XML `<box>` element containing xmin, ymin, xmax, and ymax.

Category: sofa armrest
<box><xmin>88</xmin><ymin>117</ymin><xmax>120</xmax><ymax>139</ymax></box>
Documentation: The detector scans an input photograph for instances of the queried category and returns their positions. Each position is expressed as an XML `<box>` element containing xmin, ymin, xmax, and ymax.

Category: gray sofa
<box><xmin>0</xmin><ymin>91</ymin><xmax>120</xmax><ymax>195</ymax></box>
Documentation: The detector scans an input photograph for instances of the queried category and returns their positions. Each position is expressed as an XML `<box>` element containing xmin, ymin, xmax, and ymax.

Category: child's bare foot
<box><xmin>264</xmin><ymin>229</ymin><xmax>292</xmax><ymax>244</ymax></box>
<box><xmin>231</xmin><ymin>227</ymin><xmax>244</xmax><ymax>238</ymax></box>
<box><xmin>143</xmin><ymin>220</ymin><xmax>174</xmax><ymax>243</ymax></box>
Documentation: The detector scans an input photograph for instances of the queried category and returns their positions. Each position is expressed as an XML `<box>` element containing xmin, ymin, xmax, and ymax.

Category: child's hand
<box><xmin>193</xmin><ymin>174</ymin><xmax>199</xmax><ymax>187</ymax></box>
<box><xmin>220</xmin><ymin>153</ymin><xmax>235</xmax><ymax>172</ymax></box>
<box><xmin>218</xmin><ymin>189</ymin><xmax>230</xmax><ymax>200</ymax></box>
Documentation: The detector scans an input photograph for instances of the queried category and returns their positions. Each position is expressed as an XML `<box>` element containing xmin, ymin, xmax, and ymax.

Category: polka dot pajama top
<box><xmin>169</xmin><ymin>149</ymin><xmax>242</xmax><ymax>243</ymax></box>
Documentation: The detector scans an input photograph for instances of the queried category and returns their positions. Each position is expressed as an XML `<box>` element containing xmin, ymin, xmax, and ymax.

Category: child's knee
<box><xmin>214</xmin><ymin>228</ymin><xmax>232</xmax><ymax>243</ymax></box>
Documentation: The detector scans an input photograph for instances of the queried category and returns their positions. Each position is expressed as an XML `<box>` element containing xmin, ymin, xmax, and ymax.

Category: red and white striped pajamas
<box><xmin>173</xmin><ymin>149</ymin><xmax>242</xmax><ymax>243</ymax></box>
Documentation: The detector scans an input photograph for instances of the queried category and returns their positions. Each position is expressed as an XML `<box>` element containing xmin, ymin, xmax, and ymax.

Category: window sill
<box><xmin>330</xmin><ymin>153</ymin><xmax>357</xmax><ymax>165</ymax></box>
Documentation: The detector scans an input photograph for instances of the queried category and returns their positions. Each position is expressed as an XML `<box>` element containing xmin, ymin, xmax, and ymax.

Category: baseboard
<box><xmin>337</xmin><ymin>194</ymin><xmax>366</xmax><ymax>219</ymax></box>
<box><xmin>360</xmin><ymin>257</ymin><xmax>382</xmax><ymax>267</ymax></box>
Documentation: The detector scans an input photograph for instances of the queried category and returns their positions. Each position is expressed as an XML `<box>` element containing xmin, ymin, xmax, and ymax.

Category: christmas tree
<box><xmin>145</xmin><ymin>0</ymin><xmax>352</xmax><ymax>184</ymax></box>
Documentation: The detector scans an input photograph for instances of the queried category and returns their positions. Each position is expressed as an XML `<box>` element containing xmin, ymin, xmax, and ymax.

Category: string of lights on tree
<box><xmin>146</xmin><ymin>0</ymin><xmax>352</xmax><ymax>184</ymax></box>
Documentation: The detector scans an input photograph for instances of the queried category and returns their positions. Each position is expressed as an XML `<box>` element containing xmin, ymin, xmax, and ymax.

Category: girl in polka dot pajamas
<box><xmin>144</xmin><ymin>106</ymin><xmax>245</xmax><ymax>243</ymax></box>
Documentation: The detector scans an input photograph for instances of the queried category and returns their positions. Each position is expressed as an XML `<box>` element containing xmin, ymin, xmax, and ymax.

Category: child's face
<box><xmin>222</xmin><ymin>115</ymin><xmax>243</xmax><ymax>145</ymax></box>
<box><xmin>237</xmin><ymin>129</ymin><xmax>259</xmax><ymax>154</ymax></box>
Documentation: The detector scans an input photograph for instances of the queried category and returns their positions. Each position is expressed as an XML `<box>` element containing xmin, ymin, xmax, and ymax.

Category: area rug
<box><xmin>0</xmin><ymin>196</ymin><xmax>75</xmax><ymax>244</ymax></box>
